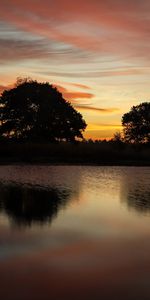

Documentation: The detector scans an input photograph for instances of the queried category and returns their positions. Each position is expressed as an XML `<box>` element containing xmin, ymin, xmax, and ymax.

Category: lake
<box><xmin>0</xmin><ymin>165</ymin><xmax>150</xmax><ymax>300</ymax></box>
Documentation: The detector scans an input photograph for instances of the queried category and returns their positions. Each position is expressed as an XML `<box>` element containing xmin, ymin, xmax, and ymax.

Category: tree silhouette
<box><xmin>0</xmin><ymin>78</ymin><xmax>87</xmax><ymax>142</ymax></box>
<box><xmin>122</xmin><ymin>102</ymin><xmax>150</xmax><ymax>143</ymax></box>
<box><xmin>112</xmin><ymin>131</ymin><xmax>123</xmax><ymax>143</ymax></box>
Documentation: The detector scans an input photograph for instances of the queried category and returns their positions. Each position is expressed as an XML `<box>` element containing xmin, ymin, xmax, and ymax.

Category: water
<box><xmin>0</xmin><ymin>165</ymin><xmax>150</xmax><ymax>300</ymax></box>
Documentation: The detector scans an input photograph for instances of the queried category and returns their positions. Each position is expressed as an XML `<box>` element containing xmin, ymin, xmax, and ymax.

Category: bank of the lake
<box><xmin>0</xmin><ymin>141</ymin><xmax>149</xmax><ymax>166</ymax></box>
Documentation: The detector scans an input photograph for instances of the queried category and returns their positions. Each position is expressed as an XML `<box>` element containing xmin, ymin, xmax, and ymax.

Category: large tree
<box><xmin>0</xmin><ymin>78</ymin><xmax>87</xmax><ymax>142</ymax></box>
<box><xmin>122</xmin><ymin>102</ymin><xmax>150</xmax><ymax>143</ymax></box>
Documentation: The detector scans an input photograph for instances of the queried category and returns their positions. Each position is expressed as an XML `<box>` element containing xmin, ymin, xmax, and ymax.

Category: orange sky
<box><xmin>0</xmin><ymin>0</ymin><xmax>150</xmax><ymax>139</ymax></box>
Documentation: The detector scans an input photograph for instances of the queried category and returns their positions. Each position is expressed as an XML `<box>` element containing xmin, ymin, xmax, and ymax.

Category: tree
<box><xmin>122</xmin><ymin>102</ymin><xmax>150</xmax><ymax>143</ymax></box>
<box><xmin>0</xmin><ymin>78</ymin><xmax>87</xmax><ymax>142</ymax></box>
<box><xmin>112</xmin><ymin>131</ymin><xmax>123</xmax><ymax>143</ymax></box>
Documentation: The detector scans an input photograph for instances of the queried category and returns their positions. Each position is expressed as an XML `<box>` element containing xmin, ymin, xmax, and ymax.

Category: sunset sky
<box><xmin>0</xmin><ymin>0</ymin><xmax>150</xmax><ymax>139</ymax></box>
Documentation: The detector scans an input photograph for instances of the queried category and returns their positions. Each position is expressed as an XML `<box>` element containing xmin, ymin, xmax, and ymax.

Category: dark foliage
<box><xmin>0</xmin><ymin>140</ymin><xmax>149</xmax><ymax>165</ymax></box>
<box><xmin>0</xmin><ymin>78</ymin><xmax>86</xmax><ymax>142</ymax></box>
<box><xmin>122</xmin><ymin>102</ymin><xmax>150</xmax><ymax>143</ymax></box>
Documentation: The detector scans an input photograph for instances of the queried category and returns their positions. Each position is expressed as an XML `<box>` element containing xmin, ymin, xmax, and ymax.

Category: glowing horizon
<box><xmin>0</xmin><ymin>0</ymin><xmax>150</xmax><ymax>139</ymax></box>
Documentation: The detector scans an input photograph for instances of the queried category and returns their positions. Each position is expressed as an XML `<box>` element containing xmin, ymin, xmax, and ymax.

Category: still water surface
<box><xmin>0</xmin><ymin>165</ymin><xmax>150</xmax><ymax>300</ymax></box>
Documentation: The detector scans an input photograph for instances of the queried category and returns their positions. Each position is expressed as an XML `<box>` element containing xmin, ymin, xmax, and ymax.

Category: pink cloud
<box><xmin>53</xmin><ymin>84</ymin><xmax>94</xmax><ymax>102</ymax></box>
<box><xmin>65</xmin><ymin>82</ymin><xmax>91</xmax><ymax>90</ymax></box>
<box><xmin>0</xmin><ymin>0</ymin><xmax>150</xmax><ymax>60</ymax></box>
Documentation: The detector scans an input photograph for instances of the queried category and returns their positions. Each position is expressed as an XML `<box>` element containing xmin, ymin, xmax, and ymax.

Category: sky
<box><xmin>0</xmin><ymin>0</ymin><xmax>150</xmax><ymax>139</ymax></box>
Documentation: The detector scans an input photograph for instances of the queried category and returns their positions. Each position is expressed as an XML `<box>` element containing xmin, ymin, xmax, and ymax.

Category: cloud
<box><xmin>0</xmin><ymin>21</ymin><xmax>90</xmax><ymax>66</ymax></box>
<box><xmin>53</xmin><ymin>84</ymin><xmax>94</xmax><ymax>101</ymax></box>
<box><xmin>0</xmin><ymin>29</ymin><xmax>86</xmax><ymax>64</ymax></box>
<box><xmin>0</xmin><ymin>0</ymin><xmax>150</xmax><ymax>62</ymax></box>
<box><xmin>0</xmin><ymin>38</ymin><xmax>49</xmax><ymax>63</ymax></box>
<box><xmin>36</xmin><ymin>68</ymin><xmax>146</xmax><ymax>79</ymax></box>
<box><xmin>75</xmin><ymin>105</ymin><xmax>119</xmax><ymax>113</ymax></box>
<box><xmin>65</xmin><ymin>92</ymin><xmax>93</xmax><ymax>101</ymax></box>
<box><xmin>65</xmin><ymin>83</ymin><xmax>91</xmax><ymax>90</ymax></box>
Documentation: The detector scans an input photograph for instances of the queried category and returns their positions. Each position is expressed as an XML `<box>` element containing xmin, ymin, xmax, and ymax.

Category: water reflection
<box><xmin>121</xmin><ymin>168</ymin><xmax>150</xmax><ymax>214</ymax></box>
<box><xmin>0</xmin><ymin>167</ymin><xmax>150</xmax><ymax>300</ymax></box>
<box><xmin>126</xmin><ymin>187</ymin><xmax>150</xmax><ymax>213</ymax></box>
<box><xmin>0</xmin><ymin>183</ymin><xmax>72</xmax><ymax>226</ymax></box>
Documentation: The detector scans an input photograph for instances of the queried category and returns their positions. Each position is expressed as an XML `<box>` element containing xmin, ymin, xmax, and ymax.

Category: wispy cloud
<box><xmin>37</xmin><ymin>68</ymin><xmax>146</xmax><ymax>79</ymax></box>
<box><xmin>75</xmin><ymin>105</ymin><xmax>119</xmax><ymax>113</ymax></box>
<box><xmin>65</xmin><ymin>82</ymin><xmax>91</xmax><ymax>90</ymax></box>
<box><xmin>0</xmin><ymin>0</ymin><xmax>150</xmax><ymax>61</ymax></box>
<box><xmin>53</xmin><ymin>84</ymin><xmax>94</xmax><ymax>101</ymax></box>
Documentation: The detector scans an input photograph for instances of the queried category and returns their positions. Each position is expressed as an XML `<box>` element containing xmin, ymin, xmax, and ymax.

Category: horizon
<box><xmin>0</xmin><ymin>0</ymin><xmax>150</xmax><ymax>139</ymax></box>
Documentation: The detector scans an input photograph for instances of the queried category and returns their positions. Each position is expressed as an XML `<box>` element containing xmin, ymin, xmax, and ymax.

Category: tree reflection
<box><xmin>120</xmin><ymin>171</ymin><xmax>150</xmax><ymax>214</ymax></box>
<box><xmin>0</xmin><ymin>183</ymin><xmax>72</xmax><ymax>226</ymax></box>
<box><xmin>126</xmin><ymin>188</ymin><xmax>150</xmax><ymax>213</ymax></box>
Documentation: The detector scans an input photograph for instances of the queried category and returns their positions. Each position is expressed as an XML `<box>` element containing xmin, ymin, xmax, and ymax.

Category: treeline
<box><xmin>0</xmin><ymin>78</ymin><xmax>150</xmax><ymax>165</ymax></box>
<box><xmin>1</xmin><ymin>78</ymin><xmax>150</xmax><ymax>144</ymax></box>
<box><xmin>0</xmin><ymin>140</ymin><xmax>149</xmax><ymax>165</ymax></box>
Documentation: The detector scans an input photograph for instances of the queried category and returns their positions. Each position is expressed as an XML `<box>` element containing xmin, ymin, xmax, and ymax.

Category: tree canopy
<box><xmin>0</xmin><ymin>78</ymin><xmax>87</xmax><ymax>142</ymax></box>
<box><xmin>122</xmin><ymin>102</ymin><xmax>150</xmax><ymax>143</ymax></box>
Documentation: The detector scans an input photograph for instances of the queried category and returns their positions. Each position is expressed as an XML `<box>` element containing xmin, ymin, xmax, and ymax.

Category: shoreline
<box><xmin>0</xmin><ymin>158</ymin><xmax>149</xmax><ymax>166</ymax></box>
<box><xmin>0</xmin><ymin>142</ymin><xmax>149</xmax><ymax>167</ymax></box>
